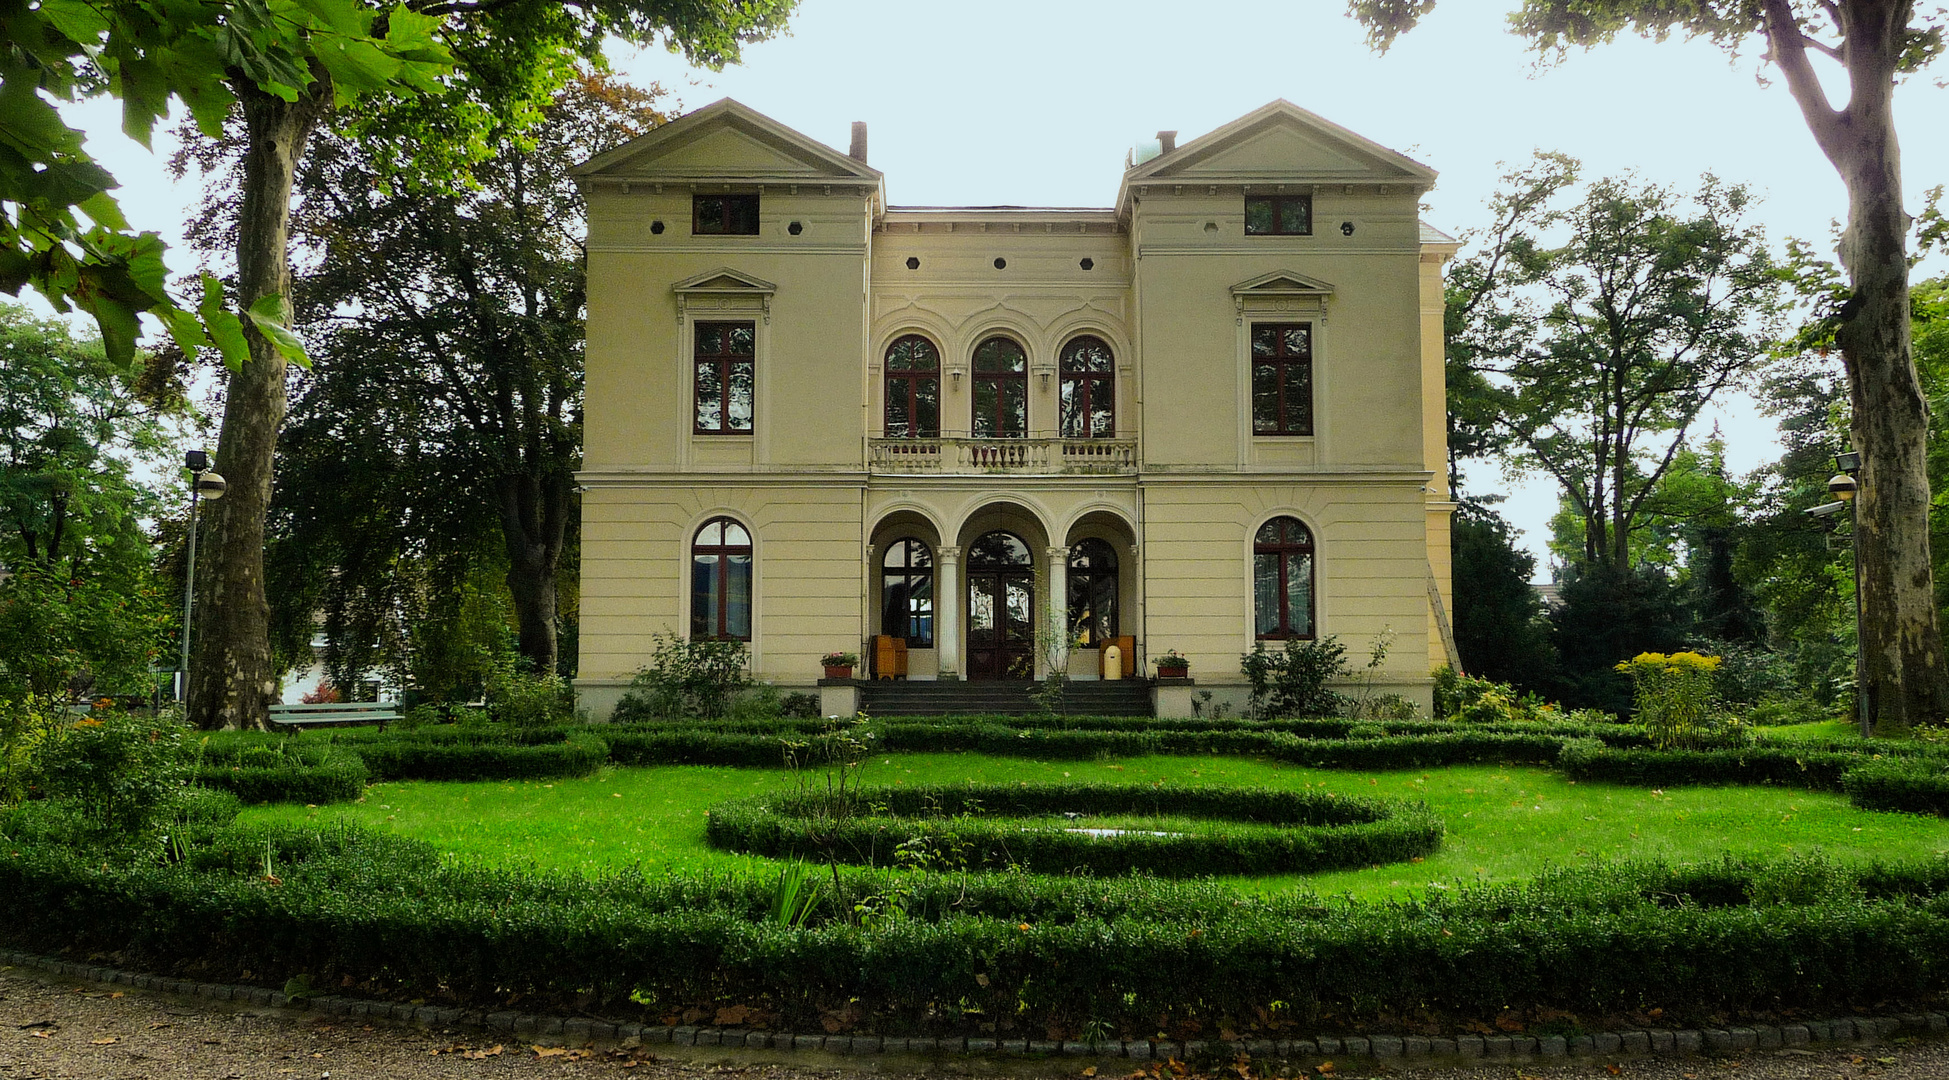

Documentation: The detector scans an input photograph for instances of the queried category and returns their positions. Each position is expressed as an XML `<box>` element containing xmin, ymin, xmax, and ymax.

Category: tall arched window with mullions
<box><xmin>691</xmin><ymin>518</ymin><xmax>752</xmax><ymax>641</ymax></box>
<box><xmin>880</xmin><ymin>538</ymin><xmax>934</xmax><ymax>646</ymax></box>
<box><xmin>883</xmin><ymin>335</ymin><xmax>941</xmax><ymax>438</ymax></box>
<box><xmin>1058</xmin><ymin>336</ymin><xmax>1115</xmax><ymax>439</ymax></box>
<box><xmin>1253</xmin><ymin>517</ymin><xmax>1314</xmax><ymax>639</ymax></box>
<box><xmin>971</xmin><ymin>336</ymin><xmax>1028</xmax><ymax>438</ymax></box>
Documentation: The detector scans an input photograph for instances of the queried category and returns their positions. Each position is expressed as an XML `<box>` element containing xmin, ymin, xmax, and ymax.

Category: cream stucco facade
<box><xmin>572</xmin><ymin>99</ymin><xmax>1459</xmax><ymax>717</ymax></box>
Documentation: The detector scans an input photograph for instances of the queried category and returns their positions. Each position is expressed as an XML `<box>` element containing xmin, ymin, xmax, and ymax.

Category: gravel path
<box><xmin>5</xmin><ymin>963</ymin><xmax>1948</xmax><ymax>1080</ymax></box>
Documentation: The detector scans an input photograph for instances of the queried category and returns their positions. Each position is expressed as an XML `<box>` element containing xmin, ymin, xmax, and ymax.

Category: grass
<box><xmin>239</xmin><ymin>749</ymin><xmax>1949</xmax><ymax>900</ymax></box>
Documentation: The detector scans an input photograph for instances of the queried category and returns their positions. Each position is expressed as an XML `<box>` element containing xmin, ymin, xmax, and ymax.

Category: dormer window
<box><xmin>694</xmin><ymin>193</ymin><xmax>759</xmax><ymax>235</ymax></box>
<box><xmin>1245</xmin><ymin>194</ymin><xmax>1311</xmax><ymax>236</ymax></box>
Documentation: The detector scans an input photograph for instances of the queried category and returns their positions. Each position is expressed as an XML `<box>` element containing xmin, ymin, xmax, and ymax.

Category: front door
<box><xmin>965</xmin><ymin>530</ymin><xmax>1036</xmax><ymax>680</ymax></box>
<box><xmin>968</xmin><ymin>570</ymin><xmax>1034</xmax><ymax>680</ymax></box>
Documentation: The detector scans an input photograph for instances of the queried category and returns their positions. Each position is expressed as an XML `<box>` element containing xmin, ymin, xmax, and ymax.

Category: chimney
<box><xmin>849</xmin><ymin>122</ymin><xmax>868</xmax><ymax>163</ymax></box>
<box><xmin>1157</xmin><ymin>130</ymin><xmax>1177</xmax><ymax>154</ymax></box>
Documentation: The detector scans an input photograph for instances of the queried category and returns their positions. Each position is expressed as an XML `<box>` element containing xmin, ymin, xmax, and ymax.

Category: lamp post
<box><xmin>178</xmin><ymin>450</ymin><xmax>227</xmax><ymax>703</ymax></box>
<box><xmin>1830</xmin><ymin>452</ymin><xmax>1865</xmax><ymax>735</ymax></box>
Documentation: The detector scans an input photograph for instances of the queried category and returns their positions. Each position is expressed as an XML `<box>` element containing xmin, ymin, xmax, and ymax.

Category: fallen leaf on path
<box><xmin>92</xmin><ymin>1037</ymin><xmax>118</xmax><ymax>1045</ymax></box>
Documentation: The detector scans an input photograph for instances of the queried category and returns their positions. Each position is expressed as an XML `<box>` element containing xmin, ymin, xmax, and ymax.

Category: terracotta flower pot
<box><xmin>1156</xmin><ymin>664</ymin><xmax>1188</xmax><ymax>678</ymax></box>
<box><xmin>824</xmin><ymin>665</ymin><xmax>854</xmax><ymax>679</ymax></box>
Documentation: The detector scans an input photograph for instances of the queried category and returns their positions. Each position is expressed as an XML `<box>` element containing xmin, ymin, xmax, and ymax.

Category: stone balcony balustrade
<box><xmin>868</xmin><ymin>437</ymin><xmax>1138</xmax><ymax>476</ymax></box>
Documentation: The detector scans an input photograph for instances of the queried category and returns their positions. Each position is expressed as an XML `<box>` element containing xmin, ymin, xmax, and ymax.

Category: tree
<box><xmin>1449</xmin><ymin>156</ymin><xmax>1782</xmax><ymax>574</ymax></box>
<box><xmin>1449</xmin><ymin>500</ymin><xmax>1558</xmax><ymax>692</ymax></box>
<box><xmin>251</xmin><ymin>76</ymin><xmax>659</xmax><ymax>689</ymax></box>
<box><xmin>1349</xmin><ymin>0</ymin><xmax>1949</xmax><ymax>728</ymax></box>
<box><xmin>171</xmin><ymin>0</ymin><xmax>790</xmax><ymax>731</ymax></box>
<box><xmin>0</xmin><ymin>304</ymin><xmax>180</xmax><ymax>698</ymax></box>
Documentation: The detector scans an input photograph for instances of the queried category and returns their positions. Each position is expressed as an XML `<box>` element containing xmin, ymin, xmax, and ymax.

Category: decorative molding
<box><xmin>673</xmin><ymin>267</ymin><xmax>778</xmax><ymax>325</ymax></box>
<box><xmin>1230</xmin><ymin>270</ymin><xmax>1335</xmax><ymax>326</ymax></box>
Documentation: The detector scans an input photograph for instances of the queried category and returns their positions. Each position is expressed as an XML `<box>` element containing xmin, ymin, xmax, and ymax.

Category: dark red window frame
<box><xmin>1244</xmin><ymin>194</ymin><xmax>1312</xmax><ymax>236</ymax></box>
<box><xmin>1254</xmin><ymin>517</ymin><xmax>1316</xmax><ymax>640</ymax></box>
<box><xmin>694</xmin><ymin>321</ymin><xmax>755</xmax><ymax>435</ymax></box>
<box><xmin>972</xmin><ymin>336</ymin><xmax>1028</xmax><ymax>438</ymax></box>
<box><xmin>883</xmin><ymin>335</ymin><xmax>941</xmax><ymax>438</ymax></box>
<box><xmin>1058</xmin><ymin>335</ymin><xmax>1115</xmax><ymax>439</ymax></box>
<box><xmin>1251</xmin><ymin>322</ymin><xmax>1313</xmax><ymax>436</ymax></box>
<box><xmin>693</xmin><ymin>193</ymin><xmax>760</xmax><ymax>235</ymax></box>
<box><xmin>692</xmin><ymin>517</ymin><xmax>753</xmax><ymax>642</ymax></box>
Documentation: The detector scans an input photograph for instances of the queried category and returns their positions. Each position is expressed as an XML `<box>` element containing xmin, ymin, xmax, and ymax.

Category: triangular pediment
<box><xmin>1127</xmin><ymin>101</ymin><xmax>1434</xmax><ymax>187</ymax></box>
<box><xmin>672</xmin><ymin>267</ymin><xmax>777</xmax><ymax>294</ymax></box>
<box><xmin>574</xmin><ymin>98</ymin><xmax>882</xmax><ymax>184</ymax></box>
<box><xmin>1231</xmin><ymin>270</ymin><xmax>1336</xmax><ymax>297</ymax></box>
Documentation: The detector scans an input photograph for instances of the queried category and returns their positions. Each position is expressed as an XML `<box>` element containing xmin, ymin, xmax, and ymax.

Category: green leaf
<box><xmin>155</xmin><ymin>304</ymin><xmax>207</xmax><ymax>357</ymax></box>
<box><xmin>198</xmin><ymin>274</ymin><xmax>251</xmax><ymax>371</ymax></box>
<box><xmin>34</xmin><ymin>0</ymin><xmax>112</xmax><ymax>46</ymax></box>
<box><xmin>312</xmin><ymin>37</ymin><xmax>403</xmax><ymax>105</ymax></box>
<box><xmin>246</xmin><ymin>293</ymin><xmax>310</xmax><ymax>367</ymax></box>
<box><xmin>76</xmin><ymin>191</ymin><xmax>129</xmax><ymax>232</ymax></box>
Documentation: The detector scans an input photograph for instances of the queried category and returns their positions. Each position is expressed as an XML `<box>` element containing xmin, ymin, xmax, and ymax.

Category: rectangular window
<box><xmin>1244</xmin><ymin>194</ymin><xmax>1311</xmax><ymax>236</ymax></box>
<box><xmin>693</xmin><ymin>193</ymin><xmax>760</xmax><ymax>235</ymax></box>
<box><xmin>694</xmin><ymin>322</ymin><xmax>755</xmax><ymax>434</ymax></box>
<box><xmin>1250</xmin><ymin>323</ymin><xmax>1313</xmax><ymax>435</ymax></box>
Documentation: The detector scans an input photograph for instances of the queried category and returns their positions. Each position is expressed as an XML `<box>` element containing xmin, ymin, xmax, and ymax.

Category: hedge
<box><xmin>6</xmin><ymin>815</ymin><xmax>1949</xmax><ymax>1034</ymax></box>
<box><xmin>1843</xmin><ymin>759</ymin><xmax>1949</xmax><ymax>815</ymax></box>
<box><xmin>1557</xmin><ymin>740</ymin><xmax>1863</xmax><ymax>791</ymax></box>
<box><xmin>191</xmin><ymin>742</ymin><xmax>369</xmax><ymax>805</ymax></box>
<box><xmin>346</xmin><ymin>731</ymin><xmax>608</xmax><ymax>782</ymax></box>
<box><xmin>705</xmin><ymin>782</ymin><xmax>1444</xmax><ymax>876</ymax></box>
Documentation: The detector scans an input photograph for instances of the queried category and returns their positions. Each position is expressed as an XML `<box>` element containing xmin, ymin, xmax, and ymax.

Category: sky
<box><xmin>58</xmin><ymin>0</ymin><xmax>1949</xmax><ymax>577</ymax></box>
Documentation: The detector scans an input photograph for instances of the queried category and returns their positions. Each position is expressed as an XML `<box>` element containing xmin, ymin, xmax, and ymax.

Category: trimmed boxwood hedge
<box><xmin>347</xmin><ymin>730</ymin><xmax>608</xmax><ymax>782</ymax></box>
<box><xmin>7</xmin><ymin>815</ymin><xmax>1949</xmax><ymax>1035</ymax></box>
<box><xmin>706</xmin><ymin>782</ymin><xmax>1444</xmax><ymax>876</ymax></box>
<box><xmin>1843</xmin><ymin>758</ymin><xmax>1949</xmax><ymax>815</ymax></box>
<box><xmin>191</xmin><ymin>742</ymin><xmax>368</xmax><ymax>805</ymax></box>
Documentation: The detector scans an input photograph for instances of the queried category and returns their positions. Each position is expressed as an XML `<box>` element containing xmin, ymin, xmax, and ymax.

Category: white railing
<box><xmin>868</xmin><ymin>437</ymin><xmax>1137</xmax><ymax>475</ymax></box>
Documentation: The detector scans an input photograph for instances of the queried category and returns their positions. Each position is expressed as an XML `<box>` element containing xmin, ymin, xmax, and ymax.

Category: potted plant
<box><xmin>1154</xmin><ymin>650</ymin><xmax>1189</xmax><ymax>678</ymax></box>
<box><xmin>820</xmin><ymin>651</ymin><xmax>859</xmax><ymax>679</ymax></box>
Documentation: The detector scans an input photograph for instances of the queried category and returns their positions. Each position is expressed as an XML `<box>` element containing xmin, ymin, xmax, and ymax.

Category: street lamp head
<box><xmin>1836</xmin><ymin>450</ymin><xmax>1862</xmax><ymax>473</ymax></box>
<box><xmin>185</xmin><ymin>449</ymin><xmax>210</xmax><ymax>471</ymax></box>
<box><xmin>193</xmin><ymin>472</ymin><xmax>228</xmax><ymax>500</ymax></box>
<box><xmin>1807</xmin><ymin>500</ymin><xmax>1849</xmax><ymax>519</ymax></box>
<box><xmin>1828</xmin><ymin>473</ymin><xmax>1859</xmax><ymax>502</ymax></box>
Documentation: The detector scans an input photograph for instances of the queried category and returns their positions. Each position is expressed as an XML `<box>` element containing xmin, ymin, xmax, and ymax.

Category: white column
<box><xmin>936</xmin><ymin>545</ymin><xmax>961</xmax><ymax>680</ymax></box>
<box><xmin>1045</xmin><ymin>545</ymin><xmax>1069</xmax><ymax>678</ymax></box>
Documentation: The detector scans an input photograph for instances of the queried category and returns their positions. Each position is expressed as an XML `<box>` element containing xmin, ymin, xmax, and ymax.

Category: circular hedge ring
<box><xmin>705</xmin><ymin>782</ymin><xmax>1443</xmax><ymax>876</ymax></box>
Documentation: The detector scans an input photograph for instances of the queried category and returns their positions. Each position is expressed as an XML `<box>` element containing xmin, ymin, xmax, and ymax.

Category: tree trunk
<box><xmin>188</xmin><ymin>81</ymin><xmax>327</xmax><ymax>731</ymax></box>
<box><xmin>1839</xmin><ymin>146</ymin><xmax>1947</xmax><ymax>732</ymax></box>
<box><xmin>497</xmin><ymin>469</ymin><xmax>570</xmax><ymax>676</ymax></box>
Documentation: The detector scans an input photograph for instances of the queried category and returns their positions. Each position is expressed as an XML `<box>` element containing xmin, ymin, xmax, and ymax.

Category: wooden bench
<box><xmin>268</xmin><ymin>701</ymin><xmax>401</xmax><ymax>729</ymax></box>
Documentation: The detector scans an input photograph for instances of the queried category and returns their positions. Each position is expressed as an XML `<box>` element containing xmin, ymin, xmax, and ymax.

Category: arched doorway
<box><xmin>967</xmin><ymin>530</ymin><xmax>1034</xmax><ymax>680</ymax></box>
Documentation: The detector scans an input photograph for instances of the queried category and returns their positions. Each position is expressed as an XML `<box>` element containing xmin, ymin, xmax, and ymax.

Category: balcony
<box><xmin>868</xmin><ymin>437</ymin><xmax>1138</xmax><ymax>476</ymax></box>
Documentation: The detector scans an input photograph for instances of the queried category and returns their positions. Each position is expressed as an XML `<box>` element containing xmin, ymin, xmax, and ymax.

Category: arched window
<box><xmin>881</xmin><ymin>538</ymin><xmax>935</xmax><ymax>646</ymax></box>
<box><xmin>691</xmin><ymin>518</ymin><xmax>752</xmax><ymax>641</ymax></box>
<box><xmin>1066</xmin><ymin>538</ymin><xmax>1118</xmax><ymax>646</ymax></box>
<box><xmin>883</xmin><ymin>335</ymin><xmax>940</xmax><ymax>439</ymax></box>
<box><xmin>971</xmin><ymin>336</ymin><xmax>1027</xmax><ymax>438</ymax></box>
<box><xmin>1254</xmin><ymin>517</ymin><xmax>1314</xmax><ymax>639</ymax></box>
<box><xmin>1059</xmin><ymin>336</ymin><xmax>1115</xmax><ymax>439</ymax></box>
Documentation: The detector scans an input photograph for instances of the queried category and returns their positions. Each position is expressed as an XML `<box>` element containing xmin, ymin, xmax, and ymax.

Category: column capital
<box><xmin>939</xmin><ymin>545</ymin><xmax>962</xmax><ymax>558</ymax></box>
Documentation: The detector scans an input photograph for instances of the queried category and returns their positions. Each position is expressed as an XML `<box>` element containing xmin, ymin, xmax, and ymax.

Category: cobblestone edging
<box><xmin>6</xmin><ymin>948</ymin><xmax>1945</xmax><ymax>1065</ymax></box>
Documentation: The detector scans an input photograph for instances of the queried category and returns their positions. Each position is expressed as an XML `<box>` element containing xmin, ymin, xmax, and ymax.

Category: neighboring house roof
<box><xmin>1419</xmin><ymin>221</ymin><xmax>1459</xmax><ymax>245</ymax></box>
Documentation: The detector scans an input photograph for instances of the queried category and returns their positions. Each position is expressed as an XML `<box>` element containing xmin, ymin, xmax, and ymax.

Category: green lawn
<box><xmin>240</xmin><ymin>752</ymin><xmax>1949</xmax><ymax>900</ymax></box>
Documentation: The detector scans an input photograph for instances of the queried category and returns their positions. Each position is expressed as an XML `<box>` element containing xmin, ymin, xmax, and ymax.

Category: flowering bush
<box><xmin>819</xmin><ymin>652</ymin><xmax>859</xmax><ymax>668</ymax></box>
<box><xmin>1617</xmin><ymin>651</ymin><xmax>1728</xmax><ymax>749</ymax></box>
<box><xmin>1153</xmin><ymin>650</ymin><xmax>1188</xmax><ymax>671</ymax></box>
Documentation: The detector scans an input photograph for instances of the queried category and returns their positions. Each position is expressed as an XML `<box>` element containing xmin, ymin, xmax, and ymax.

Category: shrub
<box><xmin>0</xmin><ymin>692</ymin><xmax>67</xmax><ymax>804</ymax></box>
<box><xmin>1617</xmin><ymin>651</ymin><xmax>1726</xmax><ymax>748</ymax></box>
<box><xmin>1432</xmin><ymin>666</ymin><xmax>1553</xmax><ymax>724</ymax></box>
<box><xmin>611</xmin><ymin>635</ymin><xmax>750</xmax><ymax>721</ymax></box>
<box><xmin>34</xmin><ymin>710</ymin><xmax>189</xmax><ymax>836</ymax></box>
<box><xmin>1842</xmin><ymin>759</ymin><xmax>1949</xmax><ymax>815</ymax></box>
<box><xmin>1240</xmin><ymin>636</ymin><xmax>1350</xmax><ymax>718</ymax></box>
<box><xmin>1745</xmin><ymin>696</ymin><xmax>1834</xmax><ymax>726</ymax></box>
<box><xmin>708</xmin><ymin>782</ymin><xmax>1444</xmax><ymax>877</ymax></box>
<box><xmin>191</xmin><ymin>740</ymin><xmax>369</xmax><ymax>804</ymax></box>
<box><xmin>350</xmin><ymin>730</ymin><xmax>607</xmax><ymax>782</ymax></box>
<box><xmin>484</xmin><ymin>651</ymin><xmax>578</xmax><ymax>727</ymax></box>
<box><xmin>1556</xmin><ymin>739</ymin><xmax>1859</xmax><ymax>790</ymax></box>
